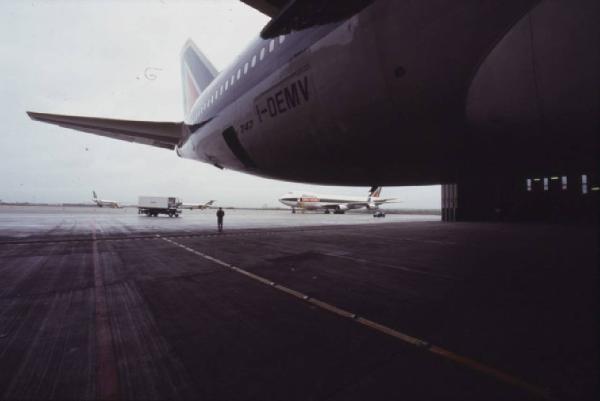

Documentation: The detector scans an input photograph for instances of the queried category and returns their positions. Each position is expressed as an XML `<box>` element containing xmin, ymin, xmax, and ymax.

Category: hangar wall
<box><xmin>443</xmin><ymin>0</ymin><xmax>598</xmax><ymax>222</ymax></box>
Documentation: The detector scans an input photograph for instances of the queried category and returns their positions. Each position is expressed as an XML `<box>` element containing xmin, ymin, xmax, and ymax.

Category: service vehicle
<box><xmin>138</xmin><ymin>196</ymin><xmax>182</xmax><ymax>217</ymax></box>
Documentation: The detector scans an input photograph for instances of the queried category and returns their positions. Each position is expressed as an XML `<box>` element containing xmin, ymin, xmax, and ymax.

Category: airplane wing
<box><xmin>322</xmin><ymin>199</ymin><xmax>401</xmax><ymax>210</ymax></box>
<box><xmin>375</xmin><ymin>198</ymin><xmax>401</xmax><ymax>204</ymax></box>
<box><xmin>242</xmin><ymin>0</ymin><xmax>374</xmax><ymax>38</ymax></box>
<box><xmin>27</xmin><ymin>112</ymin><xmax>185</xmax><ymax>150</ymax></box>
<box><xmin>320</xmin><ymin>203</ymin><xmax>346</xmax><ymax>210</ymax></box>
<box><xmin>321</xmin><ymin>202</ymin><xmax>367</xmax><ymax>210</ymax></box>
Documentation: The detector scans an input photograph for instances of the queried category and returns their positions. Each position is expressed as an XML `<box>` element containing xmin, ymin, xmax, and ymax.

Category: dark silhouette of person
<box><xmin>216</xmin><ymin>207</ymin><xmax>225</xmax><ymax>232</ymax></box>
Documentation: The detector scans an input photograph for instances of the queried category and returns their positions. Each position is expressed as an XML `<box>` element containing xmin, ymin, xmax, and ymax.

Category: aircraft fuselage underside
<box><xmin>177</xmin><ymin>0</ymin><xmax>543</xmax><ymax>185</ymax></box>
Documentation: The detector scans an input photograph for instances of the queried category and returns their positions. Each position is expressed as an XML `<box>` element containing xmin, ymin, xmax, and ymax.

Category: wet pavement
<box><xmin>0</xmin><ymin>206</ymin><xmax>596</xmax><ymax>400</ymax></box>
<box><xmin>0</xmin><ymin>206</ymin><xmax>438</xmax><ymax>240</ymax></box>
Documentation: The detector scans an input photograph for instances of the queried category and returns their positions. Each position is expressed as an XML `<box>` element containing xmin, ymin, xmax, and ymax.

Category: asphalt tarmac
<box><xmin>0</xmin><ymin>206</ymin><xmax>438</xmax><ymax>241</ymax></box>
<box><xmin>0</xmin><ymin>206</ymin><xmax>596</xmax><ymax>400</ymax></box>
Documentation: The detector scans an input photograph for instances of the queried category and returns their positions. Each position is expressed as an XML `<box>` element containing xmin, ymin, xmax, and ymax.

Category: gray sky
<box><xmin>0</xmin><ymin>0</ymin><xmax>440</xmax><ymax>208</ymax></box>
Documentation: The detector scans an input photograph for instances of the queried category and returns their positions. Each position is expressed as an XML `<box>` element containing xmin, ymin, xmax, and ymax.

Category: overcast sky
<box><xmin>0</xmin><ymin>0</ymin><xmax>440</xmax><ymax>208</ymax></box>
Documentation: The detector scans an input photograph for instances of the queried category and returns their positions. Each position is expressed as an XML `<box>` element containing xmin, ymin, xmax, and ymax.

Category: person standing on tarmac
<box><xmin>216</xmin><ymin>207</ymin><xmax>225</xmax><ymax>232</ymax></box>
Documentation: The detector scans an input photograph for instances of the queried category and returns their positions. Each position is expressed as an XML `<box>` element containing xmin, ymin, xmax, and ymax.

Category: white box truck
<box><xmin>138</xmin><ymin>196</ymin><xmax>182</xmax><ymax>217</ymax></box>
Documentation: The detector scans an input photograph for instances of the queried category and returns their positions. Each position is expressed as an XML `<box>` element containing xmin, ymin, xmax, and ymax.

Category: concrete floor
<box><xmin>0</xmin><ymin>206</ymin><xmax>596</xmax><ymax>400</ymax></box>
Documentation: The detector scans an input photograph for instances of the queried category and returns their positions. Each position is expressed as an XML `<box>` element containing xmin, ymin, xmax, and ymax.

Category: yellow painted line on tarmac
<box><xmin>355</xmin><ymin>317</ymin><xmax>429</xmax><ymax>348</ymax></box>
<box><xmin>274</xmin><ymin>284</ymin><xmax>310</xmax><ymax>301</ymax></box>
<box><xmin>161</xmin><ymin>236</ymin><xmax>556</xmax><ymax>401</ymax></box>
<box><xmin>307</xmin><ymin>298</ymin><xmax>356</xmax><ymax>319</ymax></box>
<box><xmin>232</xmin><ymin>266</ymin><xmax>275</xmax><ymax>286</ymax></box>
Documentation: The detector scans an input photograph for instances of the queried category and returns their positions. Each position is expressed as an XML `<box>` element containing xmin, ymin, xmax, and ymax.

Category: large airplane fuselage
<box><xmin>177</xmin><ymin>0</ymin><xmax>529</xmax><ymax>185</ymax></box>
<box><xmin>177</xmin><ymin>0</ymin><xmax>595</xmax><ymax>186</ymax></box>
<box><xmin>279</xmin><ymin>192</ymin><xmax>379</xmax><ymax>211</ymax></box>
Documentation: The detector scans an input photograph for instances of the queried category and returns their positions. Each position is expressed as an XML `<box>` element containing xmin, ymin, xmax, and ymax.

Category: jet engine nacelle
<box><xmin>337</xmin><ymin>204</ymin><xmax>349</xmax><ymax>211</ymax></box>
<box><xmin>367</xmin><ymin>203</ymin><xmax>377</xmax><ymax>210</ymax></box>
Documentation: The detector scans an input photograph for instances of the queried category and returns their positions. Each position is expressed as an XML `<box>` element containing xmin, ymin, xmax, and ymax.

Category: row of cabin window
<box><xmin>199</xmin><ymin>35</ymin><xmax>286</xmax><ymax>114</ymax></box>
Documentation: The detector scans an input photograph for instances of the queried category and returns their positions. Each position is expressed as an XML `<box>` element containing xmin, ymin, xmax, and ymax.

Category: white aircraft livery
<box><xmin>279</xmin><ymin>186</ymin><xmax>395</xmax><ymax>214</ymax></box>
<box><xmin>179</xmin><ymin>200</ymin><xmax>215</xmax><ymax>210</ymax></box>
<box><xmin>92</xmin><ymin>191</ymin><xmax>121</xmax><ymax>208</ymax></box>
<box><xmin>26</xmin><ymin>0</ymin><xmax>595</xmax><ymax>190</ymax></box>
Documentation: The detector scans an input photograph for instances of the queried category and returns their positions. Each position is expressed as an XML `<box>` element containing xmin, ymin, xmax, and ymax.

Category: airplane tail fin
<box><xmin>368</xmin><ymin>186</ymin><xmax>382</xmax><ymax>199</ymax></box>
<box><xmin>92</xmin><ymin>190</ymin><xmax>98</xmax><ymax>200</ymax></box>
<box><xmin>181</xmin><ymin>39</ymin><xmax>218</xmax><ymax>118</ymax></box>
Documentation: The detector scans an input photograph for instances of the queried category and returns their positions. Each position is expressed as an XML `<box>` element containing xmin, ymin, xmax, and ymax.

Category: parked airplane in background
<box><xmin>180</xmin><ymin>200</ymin><xmax>215</xmax><ymax>210</ymax></box>
<box><xmin>279</xmin><ymin>187</ymin><xmax>396</xmax><ymax>215</ymax></box>
<box><xmin>92</xmin><ymin>191</ymin><xmax>121</xmax><ymax>208</ymax></box>
<box><xmin>92</xmin><ymin>191</ymin><xmax>214</xmax><ymax>211</ymax></box>
<box><xmin>27</xmin><ymin>0</ymin><xmax>595</xmax><ymax>200</ymax></box>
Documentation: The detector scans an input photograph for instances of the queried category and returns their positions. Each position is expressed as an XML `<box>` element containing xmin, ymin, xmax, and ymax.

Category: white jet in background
<box><xmin>92</xmin><ymin>191</ymin><xmax>215</xmax><ymax>212</ymax></box>
<box><xmin>92</xmin><ymin>190</ymin><xmax>121</xmax><ymax>208</ymax></box>
<box><xmin>279</xmin><ymin>187</ymin><xmax>397</xmax><ymax>216</ymax></box>
<box><xmin>179</xmin><ymin>200</ymin><xmax>215</xmax><ymax>210</ymax></box>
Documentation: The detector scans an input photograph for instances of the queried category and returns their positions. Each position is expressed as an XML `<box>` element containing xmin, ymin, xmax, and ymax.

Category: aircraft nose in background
<box><xmin>278</xmin><ymin>195</ymin><xmax>296</xmax><ymax>207</ymax></box>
